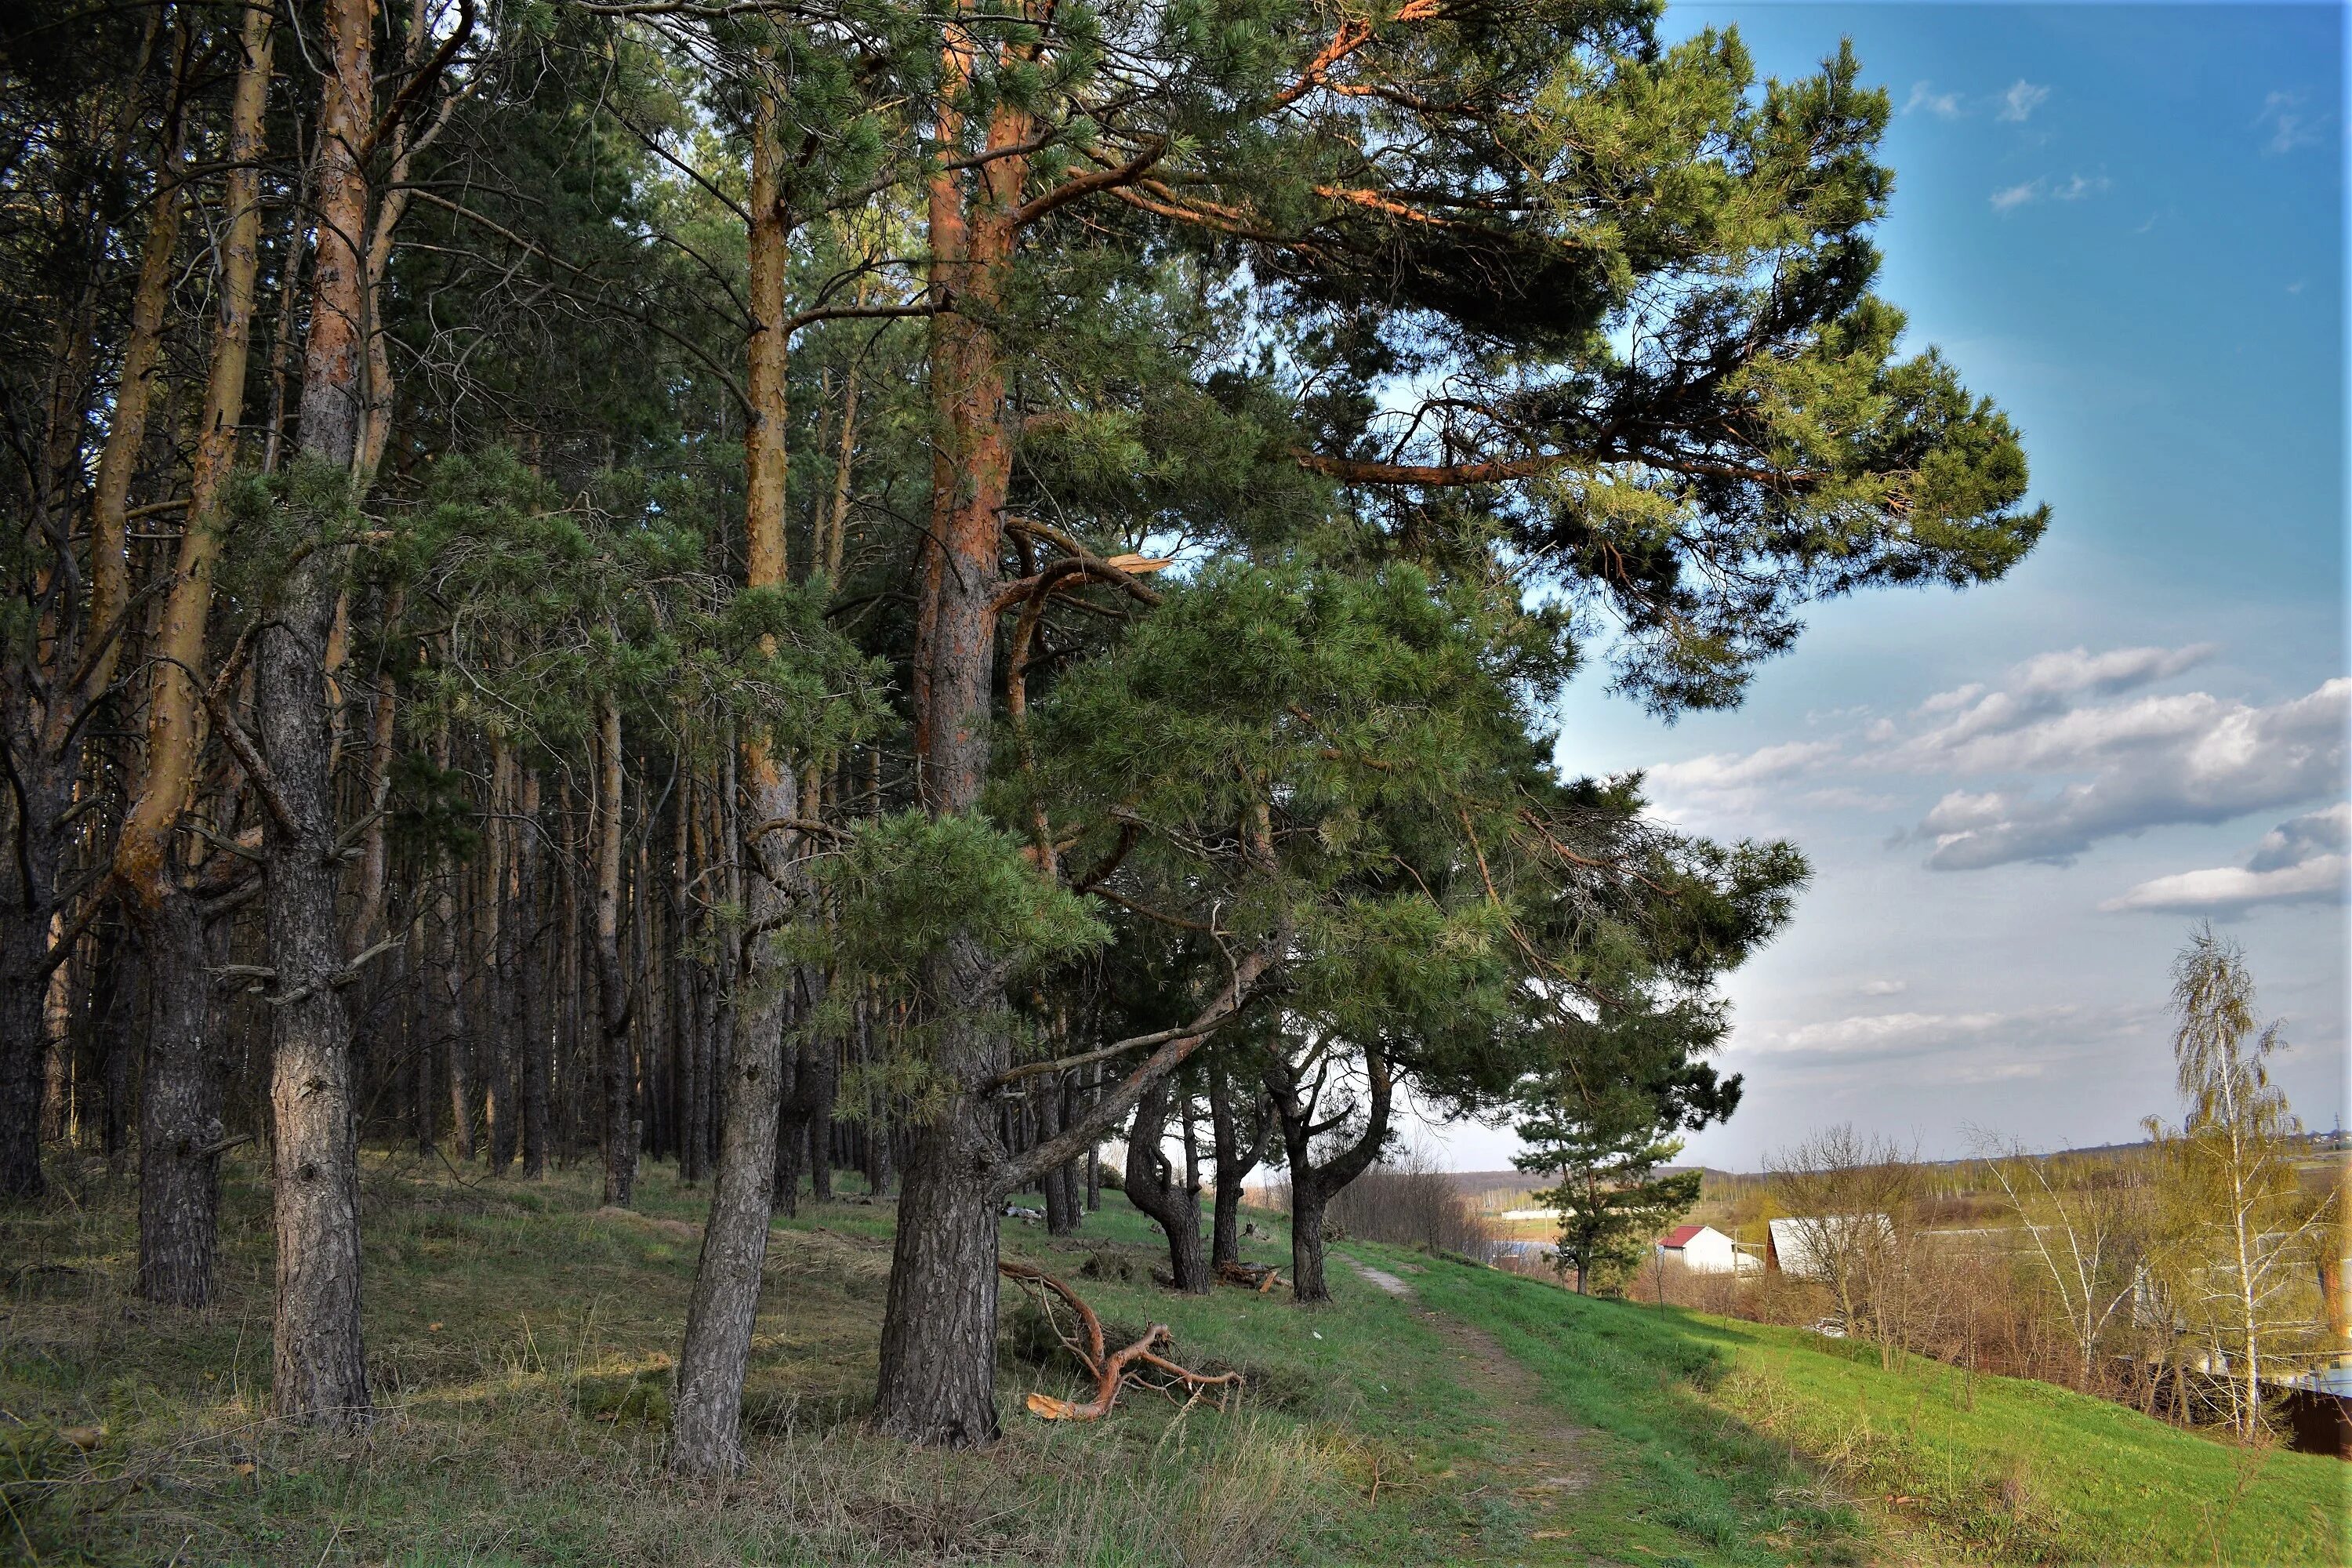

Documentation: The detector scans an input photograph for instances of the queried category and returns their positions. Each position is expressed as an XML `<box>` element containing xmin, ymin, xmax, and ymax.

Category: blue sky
<box><xmin>1422</xmin><ymin>2</ymin><xmax>2349</xmax><ymax>1172</ymax></box>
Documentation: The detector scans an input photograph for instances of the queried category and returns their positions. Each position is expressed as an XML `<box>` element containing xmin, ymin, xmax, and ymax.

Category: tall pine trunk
<box><xmin>518</xmin><ymin>771</ymin><xmax>552</xmax><ymax>1178</ymax></box>
<box><xmin>1040</xmin><ymin>1076</ymin><xmax>1076</xmax><ymax>1235</ymax></box>
<box><xmin>264</xmin><ymin>0</ymin><xmax>373</xmax><ymax>1429</ymax></box>
<box><xmin>668</xmin><ymin>83</ymin><xmax>804</xmax><ymax>1477</ymax></box>
<box><xmin>593</xmin><ymin>695</ymin><xmax>635</xmax><ymax>1207</ymax></box>
<box><xmin>873</xmin><ymin>43</ymin><xmax>1034</xmax><ymax>1448</ymax></box>
<box><xmin>875</xmin><ymin>981</ymin><xmax>1008</xmax><ymax>1446</ymax></box>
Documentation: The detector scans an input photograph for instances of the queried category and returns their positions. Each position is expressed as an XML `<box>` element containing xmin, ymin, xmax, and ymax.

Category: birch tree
<box><xmin>2146</xmin><ymin>926</ymin><xmax>2337</xmax><ymax>1439</ymax></box>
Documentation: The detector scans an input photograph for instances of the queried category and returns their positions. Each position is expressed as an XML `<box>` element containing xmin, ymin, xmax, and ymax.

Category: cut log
<box><xmin>1000</xmin><ymin>1259</ymin><xmax>1241</xmax><ymax>1421</ymax></box>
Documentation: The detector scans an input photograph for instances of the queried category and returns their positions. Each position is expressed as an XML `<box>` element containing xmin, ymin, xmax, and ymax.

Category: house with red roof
<box><xmin>1653</xmin><ymin>1223</ymin><xmax>1758</xmax><ymax>1276</ymax></box>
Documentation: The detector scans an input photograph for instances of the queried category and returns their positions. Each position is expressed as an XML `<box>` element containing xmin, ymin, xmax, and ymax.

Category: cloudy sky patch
<box><xmin>1425</xmin><ymin>2</ymin><xmax>2346</xmax><ymax>1175</ymax></box>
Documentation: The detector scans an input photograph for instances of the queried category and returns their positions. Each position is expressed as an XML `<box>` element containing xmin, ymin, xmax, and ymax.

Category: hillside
<box><xmin>3</xmin><ymin>1160</ymin><xmax>2340</xmax><ymax>1566</ymax></box>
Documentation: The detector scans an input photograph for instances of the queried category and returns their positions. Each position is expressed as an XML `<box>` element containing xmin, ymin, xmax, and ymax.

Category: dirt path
<box><xmin>1338</xmin><ymin>1251</ymin><xmax>1600</xmax><ymax>1529</ymax></box>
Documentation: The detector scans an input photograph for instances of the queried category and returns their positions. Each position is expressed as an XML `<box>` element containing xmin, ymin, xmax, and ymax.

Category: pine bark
<box><xmin>84</xmin><ymin>120</ymin><xmax>184</xmax><ymax>703</ymax></box>
<box><xmin>874</xmin><ymin>36</ymin><xmax>1033</xmax><ymax>1448</ymax></box>
<box><xmin>669</xmin><ymin>84</ymin><xmax>803</xmax><ymax>1477</ymax></box>
<box><xmin>1040</xmin><ymin>1076</ymin><xmax>1077</xmax><ymax>1235</ymax></box>
<box><xmin>593</xmin><ymin>695</ymin><xmax>636</xmax><ymax>1206</ymax></box>
<box><xmin>136</xmin><ymin>894</ymin><xmax>222</xmax><ymax>1304</ymax></box>
<box><xmin>518</xmin><ymin>771</ymin><xmax>552</xmax><ymax>1178</ymax></box>
<box><xmin>875</xmin><ymin>1000</ymin><xmax>1007</xmax><ymax>1445</ymax></box>
<box><xmin>265</xmin><ymin>0</ymin><xmax>374</xmax><ymax>1429</ymax></box>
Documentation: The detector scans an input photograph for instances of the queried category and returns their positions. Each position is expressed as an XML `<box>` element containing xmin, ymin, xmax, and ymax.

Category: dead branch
<box><xmin>1216</xmin><ymin>1260</ymin><xmax>1281</xmax><ymax>1293</ymax></box>
<box><xmin>999</xmin><ymin>1259</ymin><xmax>1241</xmax><ymax>1421</ymax></box>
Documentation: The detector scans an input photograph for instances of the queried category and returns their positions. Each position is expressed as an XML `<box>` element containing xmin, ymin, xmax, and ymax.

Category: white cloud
<box><xmin>1905</xmin><ymin>81</ymin><xmax>1965</xmax><ymax>119</ymax></box>
<box><xmin>1727</xmin><ymin>1004</ymin><xmax>2161</xmax><ymax>1098</ymax></box>
<box><xmin>2101</xmin><ymin>855</ymin><xmax>2347</xmax><ymax>915</ymax></box>
<box><xmin>1621</xmin><ymin>645</ymin><xmax>2341</xmax><ymax>876</ymax></box>
<box><xmin>1857</xmin><ymin>979</ymin><xmax>1908</xmax><ymax>997</ymax></box>
<box><xmin>1918</xmin><ymin>683</ymin><xmax>1985</xmax><ymax>716</ymax></box>
<box><xmin>1646</xmin><ymin>740</ymin><xmax>1838</xmax><ymax>796</ymax></box>
<box><xmin>2103</xmin><ymin>803</ymin><xmax>2352</xmax><ymax>913</ymax></box>
<box><xmin>1992</xmin><ymin>172</ymin><xmax>2111</xmax><ymax>211</ymax></box>
<box><xmin>1998</xmin><ymin>80</ymin><xmax>2051</xmax><ymax>122</ymax></box>
<box><xmin>2007</xmin><ymin>644</ymin><xmax>2216</xmax><ymax>699</ymax></box>
<box><xmin>1746</xmin><ymin>1009</ymin><xmax>2013</xmax><ymax>1056</ymax></box>
<box><xmin>1908</xmin><ymin>677</ymin><xmax>2348</xmax><ymax>869</ymax></box>
<box><xmin>2260</xmin><ymin>89</ymin><xmax>2325</xmax><ymax>154</ymax></box>
<box><xmin>1991</xmin><ymin>179</ymin><xmax>2042</xmax><ymax>213</ymax></box>
<box><xmin>1896</xmin><ymin>643</ymin><xmax>2216</xmax><ymax>760</ymax></box>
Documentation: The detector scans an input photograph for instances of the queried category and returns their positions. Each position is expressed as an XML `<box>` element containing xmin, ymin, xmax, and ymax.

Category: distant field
<box><xmin>3</xmin><ymin>1157</ymin><xmax>2337</xmax><ymax>1565</ymax></box>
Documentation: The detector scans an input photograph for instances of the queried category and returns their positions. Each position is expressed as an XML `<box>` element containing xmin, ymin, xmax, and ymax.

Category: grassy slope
<box><xmin>1368</xmin><ymin>1240</ymin><xmax>2347</xmax><ymax>1568</ymax></box>
<box><xmin>2</xmin><ymin>1159</ymin><xmax>2339</xmax><ymax>1566</ymax></box>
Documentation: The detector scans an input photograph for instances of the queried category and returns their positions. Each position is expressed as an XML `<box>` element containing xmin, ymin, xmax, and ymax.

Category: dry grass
<box><xmin>0</xmin><ymin>1155</ymin><xmax>1354</xmax><ymax>1565</ymax></box>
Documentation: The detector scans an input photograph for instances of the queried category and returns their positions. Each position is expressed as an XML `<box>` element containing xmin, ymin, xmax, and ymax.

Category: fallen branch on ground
<box><xmin>1216</xmin><ymin>1260</ymin><xmax>1281</xmax><ymax>1293</ymax></box>
<box><xmin>1000</xmin><ymin>1258</ymin><xmax>1243</xmax><ymax>1421</ymax></box>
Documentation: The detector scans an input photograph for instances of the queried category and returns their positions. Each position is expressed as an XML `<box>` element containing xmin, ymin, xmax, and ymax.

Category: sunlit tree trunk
<box><xmin>874</xmin><ymin>24</ymin><xmax>1033</xmax><ymax>1450</ymax></box>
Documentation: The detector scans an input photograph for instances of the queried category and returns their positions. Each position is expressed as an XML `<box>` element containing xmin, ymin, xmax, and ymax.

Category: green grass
<box><xmin>2</xmin><ymin>1156</ymin><xmax>2339</xmax><ymax>1566</ymax></box>
<box><xmin>1367</xmin><ymin>1239</ymin><xmax>2347</xmax><ymax>1567</ymax></box>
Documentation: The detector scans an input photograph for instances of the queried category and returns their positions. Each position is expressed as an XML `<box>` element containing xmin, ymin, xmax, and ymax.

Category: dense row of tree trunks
<box><xmin>0</xmin><ymin>808</ymin><xmax>64</xmax><ymax>1198</ymax></box>
<box><xmin>518</xmin><ymin>773</ymin><xmax>553</xmax><ymax>1178</ymax></box>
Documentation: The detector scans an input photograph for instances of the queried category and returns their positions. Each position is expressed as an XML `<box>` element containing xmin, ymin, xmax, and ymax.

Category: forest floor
<box><xmin>2</xmin><ymin>1153</ymin><xmax>2340</xmax><ymax>1566</ymax></box>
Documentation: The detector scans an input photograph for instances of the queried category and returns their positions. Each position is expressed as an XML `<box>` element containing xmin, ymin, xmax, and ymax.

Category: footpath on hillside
<box><xmin>1338</xmin><ymin>1250</ymin><xmax>1605</xmax><ymax>1548</ymax></box>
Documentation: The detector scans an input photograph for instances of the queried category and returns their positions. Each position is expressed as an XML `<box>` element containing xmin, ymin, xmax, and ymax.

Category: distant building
<box><xmin>1656</xmin><ymin>1224</ymin><xmax>1759</xmax><ymax>1276</ymax></box>
<box><xmin>1766</xmin><ymin>1214</ymin><xmax>1893</xmax><ymax>1279</ymax></box>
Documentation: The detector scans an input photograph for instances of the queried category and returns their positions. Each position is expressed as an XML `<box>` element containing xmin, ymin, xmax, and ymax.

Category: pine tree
<box><xmin>1514</xmin><ymin>1016</ymin><xmax>1719</xmax><ymax>1295</ymax></box>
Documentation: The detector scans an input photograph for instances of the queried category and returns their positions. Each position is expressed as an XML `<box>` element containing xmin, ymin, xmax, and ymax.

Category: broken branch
<box><xmin>1000</xmin><ymin>1259</ymin><xmax>1241</xmax><ymax>1421</ymax></box>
